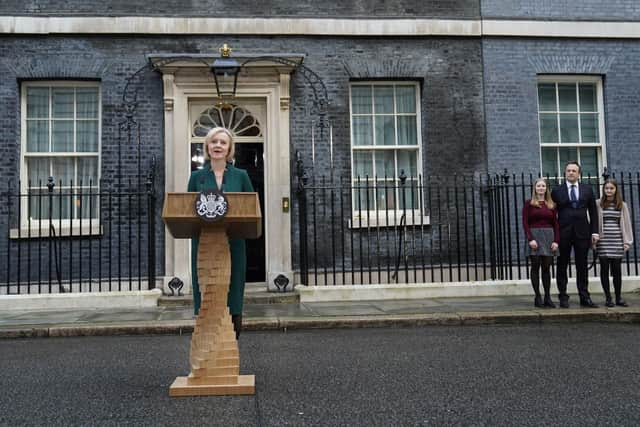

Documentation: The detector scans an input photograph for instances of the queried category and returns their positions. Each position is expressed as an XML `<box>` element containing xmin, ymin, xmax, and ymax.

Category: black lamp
<box><xmin>211</xmin><ymin>44</ymin><xmax>240</xmax><ymax>99</ymax></box>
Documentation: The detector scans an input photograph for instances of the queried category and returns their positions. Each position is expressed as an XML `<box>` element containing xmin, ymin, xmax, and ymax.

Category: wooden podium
<box><xmin>162</xmin><ymin>192</ymin><xmax>262</xmax><ymax>396</ymax></box>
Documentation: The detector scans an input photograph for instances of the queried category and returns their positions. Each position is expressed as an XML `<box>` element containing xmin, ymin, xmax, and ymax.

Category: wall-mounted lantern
<box><xmin>211</xmin><ymin>44</ymin><xmax>240</xmax><ymax>99</ymax></box>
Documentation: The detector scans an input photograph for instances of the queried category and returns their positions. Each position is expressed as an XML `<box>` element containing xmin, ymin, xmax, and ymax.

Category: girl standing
<box><xmin>522</xmin><ymin>178</ymin><xmax>560</xmax><ymax>307</ymax></box>
<box><xmin>596</xmin><ymin>179</ymin><xmax>633</xmax><ymax>307</ymax></box>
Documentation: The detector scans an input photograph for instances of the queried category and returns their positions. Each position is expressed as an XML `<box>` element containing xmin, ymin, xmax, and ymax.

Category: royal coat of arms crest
<box><xmin>195</xmin><ymin>189</ymin><xmax>229</xmax><ymax>222</ymax></box>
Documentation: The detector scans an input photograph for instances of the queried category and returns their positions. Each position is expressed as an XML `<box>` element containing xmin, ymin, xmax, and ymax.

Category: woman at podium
<box><xmin>188</xmin><ymin>127</ymin><xmax>254</xmax><ymax>338</ymax></box>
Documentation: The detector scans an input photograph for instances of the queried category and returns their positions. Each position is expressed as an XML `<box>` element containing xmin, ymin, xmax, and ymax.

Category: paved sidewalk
<box><xmin>1</xmin><ymin>291</ymin><xmax>639</xmax><ymax>338</ymax></box>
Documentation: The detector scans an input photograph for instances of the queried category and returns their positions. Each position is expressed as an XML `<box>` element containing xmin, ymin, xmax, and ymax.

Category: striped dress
<box><xmin>597</xmin><ymin>206</ymin><xmax>624</xmax><ymax>258</ymax></box>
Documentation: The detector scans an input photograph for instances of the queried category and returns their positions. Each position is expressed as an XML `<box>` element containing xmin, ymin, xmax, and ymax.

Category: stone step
<box><xmin>244</xmin><ymin>283</ymin><xmax>299</xmax><ymax>304</ymax></box>
<box><xmin>158</xmin><ymin>295</ymin><xmax>192</xmax><ymax>307</ymax></box>
<box><xmin>158</xmin><ymin>284</ymin><xmax>299</xmax><ymax>307</ymax></box>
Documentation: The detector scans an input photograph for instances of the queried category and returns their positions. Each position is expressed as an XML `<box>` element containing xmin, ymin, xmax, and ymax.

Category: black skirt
<box><xmin>525</xmin><ymin>227</ymin><xmax>557</xmax><ymax>257</ymax></box>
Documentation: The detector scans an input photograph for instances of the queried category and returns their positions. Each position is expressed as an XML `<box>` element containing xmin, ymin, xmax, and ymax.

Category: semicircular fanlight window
<box><xmin>192</xmin><ymin>104</ymin><xmax>262</xmax><ymax>137</ymax></box>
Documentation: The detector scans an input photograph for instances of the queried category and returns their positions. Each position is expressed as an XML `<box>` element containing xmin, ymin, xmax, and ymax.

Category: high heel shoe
<box><xmin>615</xmin><ymin>299</ymin><xmax>629</xmax><ymax>307</ymax></box>
<box><xmin>605</xmin><ymin>297</ymin><xmax>615</xmax><ymax>308</ymax></box>
<box><xmin>543</xmin><ymin>296</ymin><xmax>556</xmax><ymax>308</ymax></box>
<box><xmin>534</xmin><ymin>295</ymin><xmax>544</xmax><ymax>308</ymax></box>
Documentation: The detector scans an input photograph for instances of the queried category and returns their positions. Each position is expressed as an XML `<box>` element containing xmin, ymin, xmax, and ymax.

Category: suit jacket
<box><xmin>551</xmin><ymin>182</ymin><xmax>599</xmax><ymax>240</ymax></box>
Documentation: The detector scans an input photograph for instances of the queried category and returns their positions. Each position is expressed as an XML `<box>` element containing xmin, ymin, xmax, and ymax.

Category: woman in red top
<box><xmin>522</xmin><ymin>178</ymin><xmax>560</xmax><ymax>307</ymax></box>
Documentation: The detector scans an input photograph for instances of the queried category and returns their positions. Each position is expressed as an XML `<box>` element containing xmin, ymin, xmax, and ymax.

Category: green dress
<box><xmin>188</xmin><ymin>162</ymin><xmax>254</xmax><ymax>315</ymax></box>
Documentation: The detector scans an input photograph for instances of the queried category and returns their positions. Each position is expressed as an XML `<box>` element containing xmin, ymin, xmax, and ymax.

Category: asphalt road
<box><xmin>1</xmin><ymin>324</ymin><xmax>639</xmax><ymax>426</ymax></box>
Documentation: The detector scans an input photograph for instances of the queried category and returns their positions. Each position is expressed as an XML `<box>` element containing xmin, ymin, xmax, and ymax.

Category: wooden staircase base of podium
<box><xmin>170</xmin><ymin>228</ymin><xmax>255</xmax><ymax>397</ymax></box>
<box><xmin>169</xmin><ymin>375</ymin><xmax>255</xmax><ymax>396</ymax></box>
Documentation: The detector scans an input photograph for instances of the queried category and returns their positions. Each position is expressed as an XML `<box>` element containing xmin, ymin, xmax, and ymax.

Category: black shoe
<box><xmin>580</xmin><ymin>299</ymin><xmax>598</xmax><ymax>308</ymax></box>
<box><xmin>543</xmin><ymin>296</ymin><xmax>556</xmax><ymax>308</ymax></box>
<box><xmin>616</xmin><ymin>299</ymin><xmax>629</xmax><ymax>307</ymax></box>
<box><xmin>231</xmin><ymin>314</ymin><xmax>242</xmax><ymax>340</ymax></box>
<box><xmin>559</xmin><ymin>298</ymin><xmax>570</xmax><ymax>308</ymax></box>
<box><xmin>534</xmin><ymin>296</ymin><xmax>544</xmax><ymax>308</ymax></box>
<box><xmin>605</xmin><ymin>298</ymin><xmax>615</xmax><ymax>308</ymax></box>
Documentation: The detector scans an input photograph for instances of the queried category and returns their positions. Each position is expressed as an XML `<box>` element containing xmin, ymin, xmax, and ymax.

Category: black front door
<box><xmin>233</xmin><ymin>143</ymin><xmax>265</xmax><ymax>282</ymax></box>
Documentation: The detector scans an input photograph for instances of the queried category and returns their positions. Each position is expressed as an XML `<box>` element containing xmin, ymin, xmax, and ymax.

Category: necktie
<box><xmin>570</xmin><ymin>185</ymin><xmax>577</xmax><ymax>208</ymax></box>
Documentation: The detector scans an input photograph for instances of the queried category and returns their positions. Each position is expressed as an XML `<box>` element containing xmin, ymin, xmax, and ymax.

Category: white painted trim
<box><xmin>0</xmin><ymin>289</ymin><xmax>162</xmax><ymax>311</ymax></box>
<box><xmin>537</xmin><ymin>75</ymin><xmax>603</xmax><ymax>84</ymax></box>
<box><xmin>348</xmin><ymin>82</ymin><xmax>425</xmax><ymax>217</ymax></box>
<box><xmin>158</xmin><ymin>65</ymin><xmax>294</xmax><ymax>292</ymax></box>
<box><xmin>19</xmin><ymin>81</ymin><xmax>102</xmax><ymax>229</ymax></box>
<box><xmin>297</xmin><ymin>277</ymin><xmax>640</xmax><ymax>302</ymax></box>
<box><xmin>10</xmin><ymin>224</ymin><xmax>102</xmax><ymax>239</ymax></box>
<box><xmin>2</xmin><ymin>16</ymin><xmax>640</xmax><ymax>38</ymax></box>
<box><xmin>0</xmin><ymin>17</ymin><xmax>479</xmax><ymax>36</ymax></box>
<box><xmin>348</xmin><ymin>214</ymin><xmax>430</xmax><ymax>229</ymax></box>
<box><xmin>536</xmin><ymin>76</ymin><xmax>606</xmax><ymax>177</ymax></box>
<box><xmin>482</xmin><ymin>19</ymin><xmax>640</xmax><ymax>39</ymax></box>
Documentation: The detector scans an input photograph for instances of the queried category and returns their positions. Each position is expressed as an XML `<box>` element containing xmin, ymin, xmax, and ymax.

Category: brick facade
<box><xmin>483</xmin><ymin>38</ymin><xmax>640</xmax><ymax>174</ymax></box>
<box><xmin>1</xmin><ymin>0</ymin><xmax>479</xmax><ymax>18</ymax></box>
<box><xmin>482</xmin><ymin>0</ymin><xmax>640</xmax><ymax>21</ymax></box>
<box><xmin>1</xmin><ymin>1</ymin><xmax>640</xmax><ymax>286</ymax></box>
<box><xmin>0</xmin><ymin>33</ymin><xmax>485</xmax><ymax>281</ymax></box>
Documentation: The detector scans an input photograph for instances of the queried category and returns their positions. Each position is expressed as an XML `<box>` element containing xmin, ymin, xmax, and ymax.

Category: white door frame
<box><xmin>188</xmin><ymin>99</ymin><xmax>267</xmax><ymax>283</ymax></box>
<box><xmin>153</xmin><ymin>57</ymin><xmax>298</xmax><ymax>292</ymax></box>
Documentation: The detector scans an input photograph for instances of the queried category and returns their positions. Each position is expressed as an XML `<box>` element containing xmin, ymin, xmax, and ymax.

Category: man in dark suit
<box><xmin>551</xmin><ymin>161</ymin><xmax>599</xmax><ymax>308</ymax></box>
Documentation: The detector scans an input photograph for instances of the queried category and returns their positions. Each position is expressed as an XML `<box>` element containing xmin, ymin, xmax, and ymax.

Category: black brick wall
<box><xmin>0</xmin><ymin>34</ymin><xmax>485</xmax><ymax>281</ymax></box>
<box><xmin>483</xmin><ymin>38</ymin><xmax>640</xmax><ymax>175</ymax></box>
<box><xmin>482</xmin><ymin>0</ymin><xmax>640</xmax><ymax>21</ymax></box>
<box><xmin>1</xmin><ymin>0</ymin><xmax>479</xmax><ymax>18</ymax></box>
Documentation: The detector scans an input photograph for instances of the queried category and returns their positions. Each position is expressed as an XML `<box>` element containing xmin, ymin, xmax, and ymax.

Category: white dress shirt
<box><xmin>566</xmin><ymin>181</ymin><xmax>579</xmax><ymax>200</ymax></box>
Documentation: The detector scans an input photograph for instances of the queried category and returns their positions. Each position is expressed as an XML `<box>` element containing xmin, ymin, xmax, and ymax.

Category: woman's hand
<box><xmin>624</xmin><ymin>243</ymin><xmax>631</xmax><ymax>252</ymax></box>
<box><xmin>550</xmin><ymin>242</ymin><xmax>559</xmax><ymax>252</ymax></box>
<box><xmin>529</xmin><ymin>240</ymin><xmax>538</xmax><ymax>250</ymax></box>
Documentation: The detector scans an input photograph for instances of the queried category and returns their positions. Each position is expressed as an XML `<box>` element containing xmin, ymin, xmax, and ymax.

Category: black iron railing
<box><xmin>295</xmin><ymin>167</ymin><xmax>640</xmax><ymax>286</ymax></box>
<box><xmin>1</xmin><ymin>176</ymin><xmax>156</xmax><ymax>294</ymax></box>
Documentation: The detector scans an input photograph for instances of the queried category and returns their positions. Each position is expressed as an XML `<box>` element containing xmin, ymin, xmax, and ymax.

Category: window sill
<box><xmin>348</xmin><ymin>214</ymin><xmax>430</xmax><ymax>229</ymax></box>
<box><xmin>10</xmin><ymin>224</ymin><xmax>103</xmax><ymax>239</ymax></box>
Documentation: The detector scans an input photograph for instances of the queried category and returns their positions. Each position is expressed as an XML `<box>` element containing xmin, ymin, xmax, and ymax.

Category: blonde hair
<box><xmin>203</xmin><ymin>127</ymin><xmax>235</xmax><ymax>162</ymax></box>
<box><xmin>529</xmin><ymin>178</ymin><xmax>555</xmax><ymax>209</ymax></box>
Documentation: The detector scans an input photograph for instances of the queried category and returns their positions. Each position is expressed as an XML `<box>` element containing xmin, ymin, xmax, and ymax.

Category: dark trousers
<box><xmin>599</xmin><ymin>257</ymin><xmax>622</xmax><ymax>301</ymax></box>
<box><xmin>557</xmin><ymin>234</ymin><xmax>591</xmax><ymax>301</ymax></box>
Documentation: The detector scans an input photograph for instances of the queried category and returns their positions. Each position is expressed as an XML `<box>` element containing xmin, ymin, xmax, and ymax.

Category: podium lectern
<box><xmin>162</xmin><ymin>192</ymin><xmax>262</xmax><ymax>396</ymax></box>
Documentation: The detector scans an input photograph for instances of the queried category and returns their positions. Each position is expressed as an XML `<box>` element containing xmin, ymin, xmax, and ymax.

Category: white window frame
<box><xmin>188</xmin><ymin>101</ymin><xmax>265</xmax><ymax>171</ymax></box>
<box><xmin>349</xmin><ymin>81</ymin><xmax>428</xmax><ymax>228</ymax></box>
<box><xmin>537</xmin><ymin>75</ymin><xmax>606</xmax><ymax>180</ymax></box>
<box><xmin>17</xmin><ymin>81</ymin><xmax>102</xmax><ymax>237</ymax></box>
